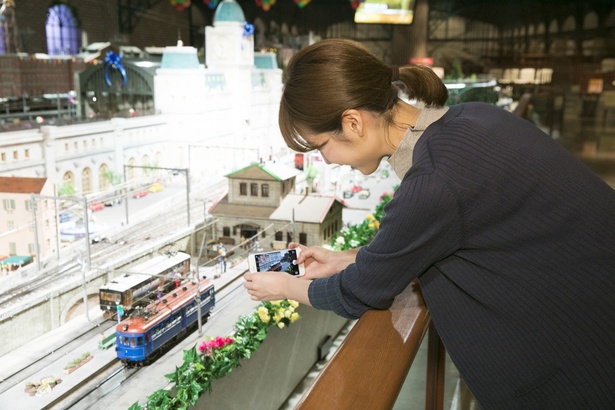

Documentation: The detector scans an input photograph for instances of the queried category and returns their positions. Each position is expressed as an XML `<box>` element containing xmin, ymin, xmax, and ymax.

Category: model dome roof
<box><xmin>213</xmin><ymin>0</ymin><xmax>245</xmax><ymax>26</ymax></box>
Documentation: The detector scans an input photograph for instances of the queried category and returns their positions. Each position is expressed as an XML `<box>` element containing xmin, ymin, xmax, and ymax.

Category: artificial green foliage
<box><xmin>331</xmin><ymin>186</ymin><xmax>397</xmax><ymax>251</ymax></box>
<box><xmin>130</xmin><ymin>300</ymin><xmax>301</xmax><ymax>409</ymax></box>
<box><xmin>63</xmin><ymin>352</ymin><xmax>91</xmax><ymax>370</ymax></box>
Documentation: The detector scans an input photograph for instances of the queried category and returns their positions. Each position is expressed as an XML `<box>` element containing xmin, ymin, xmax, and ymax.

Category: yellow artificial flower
<box><xmin>366</xmin><ymin>214</ymin><xmax>375</xmax><ymax>221</ymax></box>
<box><xmin>257</xmin><ymin>306</ymin><xmax>270</xmax><ymax>323</ymax></box>
<box><xmin>277</xmin><ymin>322</ymin><xmax>285</xmax><ymax>329</ymax></box>
<box><xmin>284</xmin><ymin>309</ymin><xmax>292</xmax><ymax>318</ymax></box>
<box><xmin>290</xmin><ymin>312</ymin><xmax>300</xmax><ymax>323</ymax></box>
<box><xmin>270</xmin><ymin>300</ymin><xmax>282</xmax><ymax>306</ymax></box>
<box><xmin>288</xmin><ymin>300</ymin><xmax>299</xmax><ymax>308</ymax></box>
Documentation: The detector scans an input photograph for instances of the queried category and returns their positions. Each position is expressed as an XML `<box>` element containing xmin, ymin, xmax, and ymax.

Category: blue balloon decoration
<box><xmin>104</xmin><ymin>51</ymin><xmax>128</xmax><ymax>88</ymax></box>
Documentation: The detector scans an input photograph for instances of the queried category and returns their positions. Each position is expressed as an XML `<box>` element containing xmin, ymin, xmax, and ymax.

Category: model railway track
<box><xmin>0</xmin><ymin>318</ymin><xmax>114</xmax><ymax>394</ymax></box>
<box><xmin>0</xmin><ymin>181</ymin><xmax>226</xmax><ymax>311</ymax></box>
<box><xmin>43</xmin><ymin>362</ymin><xmax>128</xmax><ymax>410</ymax></box>
<box><xmin>0</xmin><ymin>184</ymin><xmax>226</xmax><ymax>314</ymax></box>
<box><xmin>37</xmin><ymin>275</ymin><xmax>246</xmax><ymax>409</ymax></box>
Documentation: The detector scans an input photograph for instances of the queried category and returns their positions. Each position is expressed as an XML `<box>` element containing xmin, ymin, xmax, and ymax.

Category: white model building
<box><xmin>0</xmin><ymin>0</ymin><xmax>287</xmax><ymax>259</ymax></box>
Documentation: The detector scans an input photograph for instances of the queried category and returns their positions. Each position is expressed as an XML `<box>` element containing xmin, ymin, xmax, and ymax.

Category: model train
<box><xmin>99</xmin><ymin>251</ymin><xmax>191</xmax><ymax>317</ymax></box>
<box><xmin>115</xmin><ymin>277</ymin><xmax>216</xmax><ymax>366</ymax></box>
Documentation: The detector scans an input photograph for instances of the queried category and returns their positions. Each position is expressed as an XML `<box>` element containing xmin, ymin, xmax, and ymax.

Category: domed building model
<box><xmin>212</xmin><ymin>0</ymin><xmax>245</xmax><ymax>26</ymax></box>
<box><xmin>206</xmin><ymin>0</ymin><xmax>254</xmax><ymax>68</ymax></box>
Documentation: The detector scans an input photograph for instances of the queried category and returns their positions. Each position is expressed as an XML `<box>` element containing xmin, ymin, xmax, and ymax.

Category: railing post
<box><xmin>425</xmin><ymin>322</ymin><xmax>445</xmax><ymax>410</ymax></box>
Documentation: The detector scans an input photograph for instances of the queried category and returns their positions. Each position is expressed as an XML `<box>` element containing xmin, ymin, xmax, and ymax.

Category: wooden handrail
<box><xmin>513</xmin><ymin>92</ymin><xmax>533</xmax><ymax>118</ymax></box>
<box><xmin>296</xmin><ymin>281</ymin><xmax>439</xmax><ymax>410</ymax></box>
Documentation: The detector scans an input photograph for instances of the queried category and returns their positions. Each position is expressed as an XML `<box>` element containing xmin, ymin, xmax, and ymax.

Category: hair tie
<box><xmin>391</xmin><ymin>65</ymin><xmax>400</xmax><ymax>82</ymax></box>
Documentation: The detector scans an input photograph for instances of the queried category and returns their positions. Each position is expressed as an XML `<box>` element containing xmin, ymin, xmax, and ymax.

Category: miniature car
<box><xmin>149</xmin><ymin>182</ymin><xmax>163</xmax><ymax>193</ymax></box>
<box><xmin>88</xmin><ymin>201</ymin><xmax>104</xmax><ymax>211</ymax></box>
<box><xmin>358</xmin><ymin>189</ymin><xmax>371</xmax><ymax>199</ymax></box>
<box><xmin>132</xmin><ymin>190</ymin><xmax>149</xmax><ymax>199</ymax></box>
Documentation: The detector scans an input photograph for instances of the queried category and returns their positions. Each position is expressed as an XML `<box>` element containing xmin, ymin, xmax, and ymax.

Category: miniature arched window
<box><xmin>46</xmin><ymin>4</ymin><xmax>80</xmax><ymax>55</ymax></box>
<box><xmin>99</xmin><ymin>164</ymin><xmax>109</xmax><ymax>190</ymax></box>
<box><xmin>82</xmin><ymin>167</ymin><xmax>92</xmax><ymax>194</ymax></box>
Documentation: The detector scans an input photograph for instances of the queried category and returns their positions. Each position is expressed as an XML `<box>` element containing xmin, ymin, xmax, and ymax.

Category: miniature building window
<box><xmin>261</xmin><ymin>183</ymin><xmax>269</xmax><ymax>197</ymax></box>
<box><xmin>46</xmin><ymin>4</ymin><xmax>81</xmax><ymax>56</ymax></box>
<box><xmin>1</xmin><ymin>153</ymin><xmax>5</xmax><ymax>161</ymax></box>
<box><xmin>9</xmin><ymin>242</ymin><xmax>16</xmax><ymax>254</ymax></box>
<box><xmin>13</xmin><ymin>151</ymin><xmax>17</xmax><ymax>160</ymax></box>
<box><xmin>28</xmin><ymin>243</ymin><xmax>35</xmax><ymax>254</ymax></box>
<box><xmin>65</xmin><ymin>143</ymin><xmax>69</xmax><ymax>152</ymax></box>
<box><xmin>250</xmin><ymin>183</ymin><xmax>258</xmax><ymax>196</ymax></box>
<box><xmin>275</xmin><ymin>231</ymin><xmax>283</xmax><ymax>241</ymax></box>
<box><xmin>223</xmin><ymin>226</ymin><xmax>230</xmax><ymax>236</ymax></box>
<box><xmin>24</xmin><ymin>149</ymin><xmax>29</xmax><ymax>158</ymax></box>
<box><xmin>7</xmin><ymin>220</ymin><xmax>14</xmax><ymax>230</ymax></box>
<box><xmin>2</xmin><ymin>199</ymin><xmax>16</xmax><ymax>211</ymax></box>
<box><xmin>299</xmin><ymin>233</ymin><xmax>307</xmax><ymax>245</ymax></box>
<box><xmin>82</xmin><ymin>168</ymin><xmax>92</xmax><ymax>194</ymax></box>
<box><xmin>24</xmin><ymin>200</ymin><xmax>30</xmax><ymax>211</ymax></box>
<box><xmin>239</xmin><ymin>182</ymin><xmax>247</xmax><ymax>196</ymax></box>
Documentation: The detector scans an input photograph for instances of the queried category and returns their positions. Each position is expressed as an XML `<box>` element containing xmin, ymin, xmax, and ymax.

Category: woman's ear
<box><xmin>341</xmin><ymin>109</ymin><xmax>364</xmax><ymax>138</ymax></box>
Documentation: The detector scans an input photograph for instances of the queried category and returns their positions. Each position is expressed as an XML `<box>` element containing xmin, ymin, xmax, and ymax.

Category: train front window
<box><xmin>100</xmin><ymin>291</ymin><xmax>119</xmax><ymax>302</ymax></box>
<box><xmin>130</xmin><ymin>338</ymin><xmax>136</xmax><ymax>347</ymax></box>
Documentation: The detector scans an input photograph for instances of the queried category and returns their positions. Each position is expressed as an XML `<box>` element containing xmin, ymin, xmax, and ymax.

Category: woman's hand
<box><xmin>290</xmin><ymin>242</ymin><xmax>359</xmax><ymax>279</ymax></box>
<box><xmin>243</xmin><ymin>271</ymin><xmax>311</xmax><ymax>306</ymax></box>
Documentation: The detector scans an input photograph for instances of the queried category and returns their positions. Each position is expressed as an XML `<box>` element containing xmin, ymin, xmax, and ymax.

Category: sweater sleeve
<box><xmin>309</xmin><ymin>170</ymin><xmax>463</xmax><ymax>319</ymax></box>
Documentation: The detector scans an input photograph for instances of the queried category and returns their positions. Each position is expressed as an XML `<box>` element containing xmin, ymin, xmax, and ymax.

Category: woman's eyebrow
<box><xmin>307</xmin><ymin>136</ymin><xmax>329</xmax><ymax>151</ymax></box>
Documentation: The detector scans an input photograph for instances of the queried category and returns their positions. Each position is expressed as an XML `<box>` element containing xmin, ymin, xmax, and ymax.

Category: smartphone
<box><xmin>248</xmin><ymin>248</ymin><xmax>305</xmax><ymax>276</ymax></box>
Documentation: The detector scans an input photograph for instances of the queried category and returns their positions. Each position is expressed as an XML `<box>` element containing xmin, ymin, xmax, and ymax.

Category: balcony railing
<box><xmin>295</xmin><ymin>280</ymin><xmax>445</xmax><ymax>410</ymax></box>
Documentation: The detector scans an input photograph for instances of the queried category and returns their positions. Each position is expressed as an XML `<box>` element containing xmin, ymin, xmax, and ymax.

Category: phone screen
<box><xmin>254</xmin><ymin>249</ymin><xmax>302</xmax><ymax>276</ymax></box>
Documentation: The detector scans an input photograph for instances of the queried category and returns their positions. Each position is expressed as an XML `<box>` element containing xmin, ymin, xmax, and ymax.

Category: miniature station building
<box><xmin>209</xmin><ymin>162</ymin><xmax>346</xmax><ymax>252</ymax></box>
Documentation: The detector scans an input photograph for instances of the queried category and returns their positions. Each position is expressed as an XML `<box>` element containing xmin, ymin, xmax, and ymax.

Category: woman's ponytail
<box><xmin>398</xmin><ymin>65</ymin><xmax>449</xmax><ymax>107</ymax></box>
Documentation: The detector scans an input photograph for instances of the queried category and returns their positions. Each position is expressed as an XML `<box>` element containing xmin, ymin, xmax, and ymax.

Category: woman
<box><xmin>243</xmin><ymin>38</ymin><xmax>615</xmax><ymax>409</ymax></box>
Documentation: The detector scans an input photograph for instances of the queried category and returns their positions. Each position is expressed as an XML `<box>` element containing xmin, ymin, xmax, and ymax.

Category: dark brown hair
<box><xmin>279</xmin><ymin>38</ymin><xmax>448</xmax><ymax>152</ymax></box>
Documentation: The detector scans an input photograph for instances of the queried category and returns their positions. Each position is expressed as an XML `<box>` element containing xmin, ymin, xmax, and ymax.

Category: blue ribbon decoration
<box><xmin>243</xmin><ymin>22</ymin><xmax>255</xmax><ymax>37</ymax></box>
<box><xmin>104</xmin><ymin>51</ymin><xmax>128</xmax><ymax>88</ymax></box>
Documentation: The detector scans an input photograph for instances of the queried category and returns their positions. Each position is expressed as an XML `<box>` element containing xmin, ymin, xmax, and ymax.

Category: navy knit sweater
<box><xmin>309</xmin><ymin>103</ymin><xmax>615</xmax><ymax>409</ymax></box>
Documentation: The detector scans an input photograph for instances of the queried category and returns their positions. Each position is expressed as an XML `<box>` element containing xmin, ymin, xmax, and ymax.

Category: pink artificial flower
<box><xmin>198</xmin><ymin>336</ymin><xmax>234</xmax><ymax>356</ymax></box>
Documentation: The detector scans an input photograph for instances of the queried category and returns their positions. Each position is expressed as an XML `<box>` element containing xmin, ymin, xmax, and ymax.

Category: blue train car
<box><xmin>115</xmin><ymin>278</ymin><xmax>215</xmax><ymax>366</ymax></box>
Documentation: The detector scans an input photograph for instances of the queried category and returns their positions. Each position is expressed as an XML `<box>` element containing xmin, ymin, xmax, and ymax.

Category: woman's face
<box><xmin>306</xmin><ymin>130</ymin><xmax>384</xmax><ymax>175</ymax></box>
